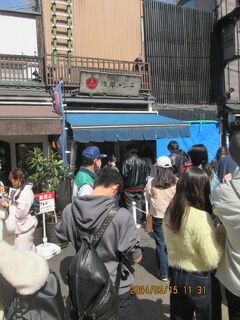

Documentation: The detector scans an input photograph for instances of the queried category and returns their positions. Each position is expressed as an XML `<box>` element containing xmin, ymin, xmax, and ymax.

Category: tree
<box><xmin>26</xmin><ymin>147</ymin><xmax>72</xmax><ymax>193</ymax></box>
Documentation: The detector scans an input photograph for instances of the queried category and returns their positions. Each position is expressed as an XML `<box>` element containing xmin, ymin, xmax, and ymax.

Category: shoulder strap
<box><xmin>230</xmin><ymin>181</ymin><xmax>240</xmax><ymax>200</ymax></box>
<box><xmin>91</xmin><ymin>208</ymin><xmax>118</xmax><ymax>247</ymax></box>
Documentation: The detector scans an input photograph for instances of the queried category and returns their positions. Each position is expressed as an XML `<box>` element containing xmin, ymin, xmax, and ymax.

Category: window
<box><xmin>15</xmin><ymin>143</ymin><xmax>42</xmax><ymax>172</ymax></box>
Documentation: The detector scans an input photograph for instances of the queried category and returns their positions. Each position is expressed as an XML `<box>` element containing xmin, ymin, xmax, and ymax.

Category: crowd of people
<box><xmin>0</xmin><ymin>135</ymin><xmax>239</xmax><ymax>319</ymax></box>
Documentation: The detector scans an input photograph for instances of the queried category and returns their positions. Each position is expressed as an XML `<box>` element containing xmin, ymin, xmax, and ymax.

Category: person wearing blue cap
<box><xmin>72</xmin><ymin>146</ymin><xmax>107</xmax><ymax>197</ymax></box>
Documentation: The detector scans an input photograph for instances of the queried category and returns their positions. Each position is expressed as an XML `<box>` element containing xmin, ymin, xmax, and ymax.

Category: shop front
<box><xmin>0</xmin><ymin>103</ymin><xmax>61</xmax><ymax>184</ymax></box>
<box><xmin>64</xmin><ymin>110</ymin><xmax>190</xmax><ymax>169</ymax></box>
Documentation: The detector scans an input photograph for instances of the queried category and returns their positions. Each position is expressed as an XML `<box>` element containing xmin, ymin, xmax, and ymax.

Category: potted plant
<box><xmin>26</xmin><ymin>147</ymin><xmax>73</xmax><ymax>246</ymax></box>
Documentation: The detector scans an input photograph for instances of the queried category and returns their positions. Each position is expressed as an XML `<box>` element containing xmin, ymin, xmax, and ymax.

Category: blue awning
<box><xmin>65</xmin><ymin>112</ymin><xmax>190</xmax><ymax>142</ymax></box>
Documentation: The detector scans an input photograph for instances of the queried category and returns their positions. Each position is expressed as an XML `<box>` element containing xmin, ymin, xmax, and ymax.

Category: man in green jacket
<box><xmin>72</xmin><ymin>146</ymin><xmax>107</xmax><ymax>196</ymax></box>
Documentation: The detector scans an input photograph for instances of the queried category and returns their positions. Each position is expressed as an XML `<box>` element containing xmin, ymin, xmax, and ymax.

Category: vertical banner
<box><xmin>53</xmin><ymin>82</ymin><xmax>69</xmax><ymax>166</ymax></box>
<box><xmin>223</xmin><ymin>22</ymin><xmax>236</xmax><ymax>62</ymax></box>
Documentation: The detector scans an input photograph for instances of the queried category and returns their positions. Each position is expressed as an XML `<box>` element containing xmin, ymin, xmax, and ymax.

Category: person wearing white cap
<box><xmin>146</xmin><ymin>156</ymin><xmax>177</xmax><ymax>281</ymax></box>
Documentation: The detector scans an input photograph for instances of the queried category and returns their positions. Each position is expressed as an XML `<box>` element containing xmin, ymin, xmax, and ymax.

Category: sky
<box><xmin>0</xmin><ymin>0</ymin><xmax>177</xmax><ymax>8</ymax></box>
<box><xmin>0</xmin><ymin>0</ymin><xmax>36</xmax><ymax>11</ymax></box>
<box><xmin>0</xmin><ymin>0</ymin><xmax>176</xmax><ymax>11</ymax></box>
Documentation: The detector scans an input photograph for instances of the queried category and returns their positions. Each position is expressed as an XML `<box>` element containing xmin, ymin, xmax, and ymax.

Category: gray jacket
<box><xmin>212</xmin><ymin>169</ymin><xmax>240</xmax><ymax>297</ymax></box>
<box><xmin>55</xmin><ymin>195</ymin><xmax>142</xmax><ymax>295</ymax></box>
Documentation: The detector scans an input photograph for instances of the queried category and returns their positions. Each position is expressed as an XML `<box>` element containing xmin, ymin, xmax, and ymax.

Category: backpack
<box><xmin>3</xmin><ymin>271</ymin><xmax>66</xmax><ymax>320</ymax></box>
<box><xmin>67</xmin><ymin>208</ymin><xmax>122</xmax><ymax>320</ymax></box>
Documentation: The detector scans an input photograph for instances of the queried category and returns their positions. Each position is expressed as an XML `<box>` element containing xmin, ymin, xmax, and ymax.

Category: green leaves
<box><xmin>26</xmin><ymin>147</ymin><xmax>73</xmax><ymax>193</ymax></box>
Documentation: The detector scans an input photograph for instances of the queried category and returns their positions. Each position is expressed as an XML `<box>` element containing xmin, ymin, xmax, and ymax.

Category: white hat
<box><xmin>155</xmin><ymin>156</ymin><xmax>172</xmax><ymax>168</ymax></box>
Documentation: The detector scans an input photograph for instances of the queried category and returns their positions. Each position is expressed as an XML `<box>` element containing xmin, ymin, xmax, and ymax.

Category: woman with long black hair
<box><xmin>187</xmin><ymin>144</ymin><xmax>219</xmax><ymax>193</ymax></box>
<box><xmin>163</xmin><ymin>167</ymin><xmax>224</xmax><ymax>320</ymax></box>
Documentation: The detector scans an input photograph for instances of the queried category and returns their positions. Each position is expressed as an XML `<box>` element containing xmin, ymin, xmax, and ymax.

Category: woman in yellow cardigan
<box><xmin>163</xmin><ymin>167</ymin><xmax>224</xmax><ymax>320</ymax></box>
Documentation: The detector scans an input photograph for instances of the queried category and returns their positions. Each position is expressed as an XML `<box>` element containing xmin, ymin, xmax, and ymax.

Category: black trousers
<box><xmin>225</xmin><ymin>288</ymin><xmax>240</xmax><ymax>320</ymax></box>
<box><xmin>123</xmin><ymin>191</ymin><xmax>145</xmax><ymax>224</ymax></box>
<box><xmin>119</xmin><ymin>291</ymin><xmax>137</xmax><ymax>320</ymax></box>
<box><xmin>68</xmin><ymin>291</ymin><xmax>136</xmax><ymax>320</ymax></box>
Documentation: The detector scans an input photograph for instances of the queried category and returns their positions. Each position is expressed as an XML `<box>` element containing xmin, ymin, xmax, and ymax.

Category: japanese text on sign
<box><xmin>34</xmin><ymin>192</ymin><xmax>55</xmax><ymax>214</ymax></box>
<box><xmin>80</xmin><ymin>71</ymin><xmax>141</xmax><ymax>97</ymax></box>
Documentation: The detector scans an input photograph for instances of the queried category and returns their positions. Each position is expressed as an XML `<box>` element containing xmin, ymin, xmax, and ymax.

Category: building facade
<box><xmin>0</xmin><ymin>0</ymin><xmax>190</xmax><ymax>175</ymax></box>
<box><xmin>177</xmin><ymin>0</ymin><xmax>240</xmax><ymax>141</ymax></box>
<box><xmin>0</xmin><ymin>1</ymin><xmax>62</xmax><ymax>183</ymax></box>
<box><xmin>41</xmin><ymin>0</ymin><xmax>144</xmax><ymax>62</ymax></box>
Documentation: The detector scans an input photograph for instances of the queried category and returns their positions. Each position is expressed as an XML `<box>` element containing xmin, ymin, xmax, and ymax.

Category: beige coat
<box><xmin>146</xmin><ymin>178</ymin><xmax>176</xmax><ymax>219</ymax></box>
<box><xmin>212</xmin><ymin>169</ymin><xmax>240</xmax><ymax>297</ymax></box>
<box><xmin>163</xmin><ymin>206</ymin><xmax>224</xmax><ymax>272</ymax></box>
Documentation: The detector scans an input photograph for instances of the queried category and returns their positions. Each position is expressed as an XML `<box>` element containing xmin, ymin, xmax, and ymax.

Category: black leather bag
<box><xmin>68</xmin><ymin>208</ymin><xmax>121</xmax><ymax>320</ymax></box>
<box><xmin>4</xmin><ymin>271</ymin><xmax>66</xmax><ymax>320</ymax></box>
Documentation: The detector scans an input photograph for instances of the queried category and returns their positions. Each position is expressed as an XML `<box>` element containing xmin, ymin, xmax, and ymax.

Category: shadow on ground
<box><xmin>131</xmin><ymin>295</ymin><xmax>170</xmax><ymax>320</ymax></box>
<box><xmin>140</xmin><ymin>246</ymin><xmax>158</xmax><ymax>279</ymax></box>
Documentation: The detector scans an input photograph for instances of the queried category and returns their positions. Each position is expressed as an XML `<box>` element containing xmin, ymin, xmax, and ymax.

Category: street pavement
<box><xmin>49</xmin><ymin>227</ymin><xmax>229</xmax><ymax>320</ymax></box>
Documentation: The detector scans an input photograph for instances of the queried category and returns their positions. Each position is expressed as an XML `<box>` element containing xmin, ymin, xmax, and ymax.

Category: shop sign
<box><xmin>223</xmin><ymin>22</ymin><xmax>236</xmax><ymax>62</ymax></box>
<box><xmin>34</xmin><ymin>191</ymin><xmax>55</xmax><ymax>214</ymax></box>
<box><xmin>79</xmin><ymin>71</ymin><xmax>141</xmax><ymax>96</ymax></box>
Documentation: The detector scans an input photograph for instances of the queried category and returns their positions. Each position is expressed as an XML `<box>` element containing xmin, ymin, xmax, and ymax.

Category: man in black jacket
<box><xmin>167</xmin><ymin>140</ymin><xmax>187</xmax><ymax>177</ymax></box>
<box><xmin>122</xmin><ymin>144</ymin><xmax>147</xmax><ymax>226</ymax></box>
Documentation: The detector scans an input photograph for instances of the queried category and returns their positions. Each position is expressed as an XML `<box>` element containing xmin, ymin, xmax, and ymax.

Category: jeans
<box><xmin>169</xmin><ymin>267</ymin><xmax>212</xmax><ymax>320</ymax></box>
<box><xmin>152</xmin><ymin>217</ymin><xmax>168</xmax><ymax>277</ymax></box>
<box><xmin>225</xmin><ymin>288</ymin><xmax>240</xmax><ymax>320</ymax></box>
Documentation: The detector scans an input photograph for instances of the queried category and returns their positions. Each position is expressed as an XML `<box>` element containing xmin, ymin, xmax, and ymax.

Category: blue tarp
<box><xmin>156</xmin><ymin>121</ymin><xmax>220</xmax><ymax>161</ymax></box>
<box><xmin>66</xmin><ymin>112</ymin><xmax>190</xmax><ymax>142</ymax></box>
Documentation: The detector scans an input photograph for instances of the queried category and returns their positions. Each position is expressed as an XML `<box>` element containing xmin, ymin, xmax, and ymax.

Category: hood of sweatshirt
<box><xmin>71</xmin><ymin>195</ymin><xmax>117</xmax><ymax>231</ymax></box>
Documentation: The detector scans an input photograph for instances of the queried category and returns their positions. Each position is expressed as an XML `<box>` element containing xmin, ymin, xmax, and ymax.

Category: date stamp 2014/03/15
<box><xmin>130</xmin><ymin>285</ymin><xmax>206</xmax><ymax>295</ymax></box>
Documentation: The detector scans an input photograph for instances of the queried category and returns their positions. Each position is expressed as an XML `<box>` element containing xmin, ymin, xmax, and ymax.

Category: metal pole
<box><xmin>42</xmin><ymin>213</ymin><xmax>48</xmax><ymax>244</ymax></box>
<box><xmin>144</xmin><ymin>189</ymin><xmax>149</xmax><ymax>219</ymax></box>
<box><xmin>132</xmin><ymin>201</ymin><xmax>137</xmax><ymax>226</ymax></box>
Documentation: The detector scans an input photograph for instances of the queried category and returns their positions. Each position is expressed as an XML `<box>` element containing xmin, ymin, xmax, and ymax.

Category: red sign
<box><xmin>34</xmin><ymin>192</ymin><xmax>55</xmax><ymax>214</ymax></box>
<box><xmin>86</xmin><ymin>77</ymin><xmax>98</xmax><ymax>90</ymax></box>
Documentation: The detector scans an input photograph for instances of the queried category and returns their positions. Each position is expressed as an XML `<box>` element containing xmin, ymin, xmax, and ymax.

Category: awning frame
<box><xmin>66</xmin><ymin>111</ymin><xmax>190</xmax><ymax>142</ymax></box>
<box><xmin>72</xmin><ymin>123</ymin><xmax>188</xmax><ymax>129</ymax></box>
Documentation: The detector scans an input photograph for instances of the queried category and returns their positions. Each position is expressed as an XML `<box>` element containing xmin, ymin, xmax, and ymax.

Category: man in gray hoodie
<box><xmin>55</xmin><ymin>167</ymin><xmax>142</xmax><ymax>319</ymax></box>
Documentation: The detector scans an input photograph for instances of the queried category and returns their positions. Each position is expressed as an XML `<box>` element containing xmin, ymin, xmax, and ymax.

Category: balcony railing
<box><xmin>0</xmin><ymin>54</ymin><xmax>44</xmax><ymax>83</ymax></box>
<box><xmin>0</xmin><ymin>54</ymin><xmax>151</xmax><ymax>92</ymax></box>
<box><xmin>45</xmin><ymin>55</ymin><xmax>151</xmax><ymax>92</ymax></box>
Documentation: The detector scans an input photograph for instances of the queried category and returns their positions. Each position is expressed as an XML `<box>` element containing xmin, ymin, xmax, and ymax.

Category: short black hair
<box><xmin>81</xmin><ymin>156</ymin><xmax>94</xmax><ymax>166</ymax></box>
<box><xmin>188</xmin><ymin>144</ymin><xmax>208</xmax><ymax>167</ymax></box>
<box><xmin>229</xmin><ymin>132</ymin><xmax>240</xmax><ymax>166</ymax></box>
<box><xmin>126</xmin><ymin>144</ymin><xmax>138</xmax><ymax>152</ymax></box>
<box><xmin>167</xmin><ymin>141</ymin><xmax>179</xmax><ymax>152</ymax></box>
<box><xmin>94</xmin><ymin>168</ymin><xmax>123</xmax><ymax>194</ymax></box>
